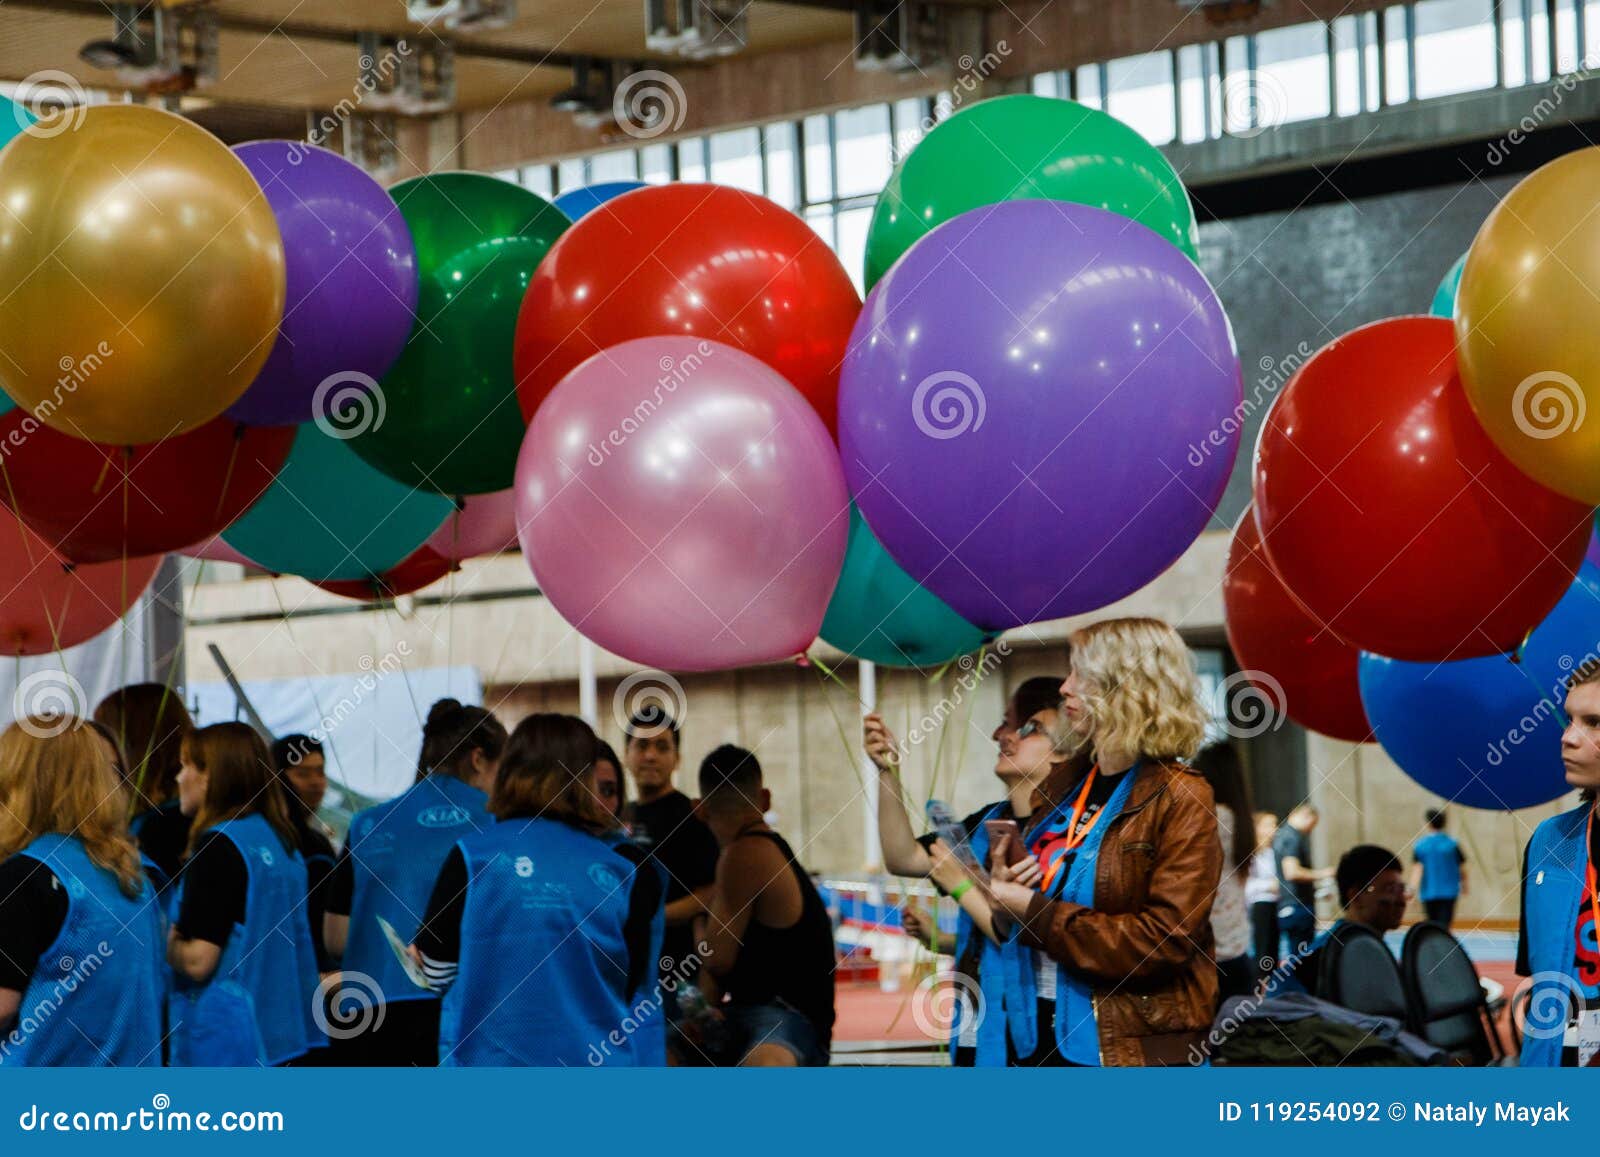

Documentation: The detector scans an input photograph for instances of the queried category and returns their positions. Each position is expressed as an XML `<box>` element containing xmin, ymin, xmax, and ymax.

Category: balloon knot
<box><xmin>794</xmin><ymin>653</ymin><xmax>812</xmax><ymax>669</ymax></box>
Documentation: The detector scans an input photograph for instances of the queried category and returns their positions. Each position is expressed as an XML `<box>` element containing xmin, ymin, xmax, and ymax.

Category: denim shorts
<box><xmin>727</xmin><ymin>1002</ymin><xmax>829</xmax><ymax>1067</ymax></box>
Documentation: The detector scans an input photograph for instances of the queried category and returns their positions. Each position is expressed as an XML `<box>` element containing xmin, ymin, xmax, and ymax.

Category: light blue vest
<box><xmin>168</xmin><ymin>814</ymin><xmax>323</xmax><ymax>1066</ymax></box>
<box><xmin>439</xmin><ymin>817</ymin><xmax>665</xmax><ymax>1067</ymax></box>
<box><xmin>344</xmin><ymin>774</ymin><xmax>490</xmax><ymax>1004</ymax></box>
<box><xmin>1414</xmin><ymin>832</ymin><xmax>1462</xmax><ymax>902</ymax></box>
<box><xmin>0</xmin><ymin>835</ymin><xmax>163</xmax><ymax>1067</ymax></box>
<box><xmin>1520</xmin><ymin>803</ymin><xmax>1593</xmax><ymax>1067</ymax></box>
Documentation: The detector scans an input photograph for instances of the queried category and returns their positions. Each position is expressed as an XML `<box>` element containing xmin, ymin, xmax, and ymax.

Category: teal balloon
<box><xmin>223</xmin><ymin>424</ymin><xmax>452</xmax><ymax>581</ymax></box>
<box><xmin>820</xmin><ymin>506</ymin><xmax>994</xmax><ymax>668</ymax></box>
<box><xmin>0</xmin><ymin>93</ymin><xmax>33</xmax><ymax>155</ymax></box>
<box><xmin>1430</xmin><ymin>253</ymin><xmax>1466</xmax><ymax>318</ymax></box>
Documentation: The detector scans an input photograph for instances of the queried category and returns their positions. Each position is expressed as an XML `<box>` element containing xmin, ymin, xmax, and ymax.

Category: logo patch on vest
<box><xmin>587</xmin><ymin>861</ymin><xmax>623</xmax><ymax>891</ymax></box>
<box><xmin>417</xmin><ymin>805</ymin><xmax>471</xmax><ymax>829</ymax></box>
<box><xmin>259</xmin><ymin>848</ymin><xmax>275</xmax><ymax>868</ymax></box>
<box><xmin>513</xmin><ymin>855</ymin><xmax>534</xmax><ymax>878</ymax></box>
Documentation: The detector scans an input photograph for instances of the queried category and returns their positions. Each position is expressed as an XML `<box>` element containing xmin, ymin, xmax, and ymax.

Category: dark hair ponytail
<box><xmin>418</xmin><ymin>698</ymin><xmax>508</xmax><ymax>783</ymax></box>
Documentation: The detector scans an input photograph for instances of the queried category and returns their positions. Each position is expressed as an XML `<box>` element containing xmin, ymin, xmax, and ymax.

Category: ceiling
<box><xmin>0</xmin><ymin>0</ymin><xmax>855</xmax><ymax>115</ymax></box>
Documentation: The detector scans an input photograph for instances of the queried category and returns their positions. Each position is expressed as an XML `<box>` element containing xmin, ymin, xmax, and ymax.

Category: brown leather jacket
<box><xmin>1017</xmin><ymin>758</ymin><xmax>1221</xmax><ymax>1066</ymax></box>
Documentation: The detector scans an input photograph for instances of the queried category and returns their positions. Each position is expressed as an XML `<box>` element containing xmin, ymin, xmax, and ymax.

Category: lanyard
<box><xmin>1036</xmin><ymin>765</ymin><xmax>1103</xmax><ymax>895</ymax></box>
<box><xmin>1588</xmin><ymin>805</ymin><xmax>1599</xmax><ymax>954</ymax></box>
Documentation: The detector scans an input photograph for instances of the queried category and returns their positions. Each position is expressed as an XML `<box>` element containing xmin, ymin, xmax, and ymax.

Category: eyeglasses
<box><xmin>1015</xmin><ymin>720</ymin><xmax>1043</xmax><ymax>741</ymax></box>
<box><xmin>1365</xmin><ymin>883</ymin><xmax>1412</xmax><ymax>900</ymax></box>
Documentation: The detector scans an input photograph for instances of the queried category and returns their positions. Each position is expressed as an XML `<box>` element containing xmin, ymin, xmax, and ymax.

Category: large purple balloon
<box><xmin>839</xmin><ymin>201</ymin><xmax>1241</xmax><ymax>629</ymax></box>
<box><xmin>228</xmin><ymin>142</ymin><xmax>418</xmax><ymax>426</ymax></box>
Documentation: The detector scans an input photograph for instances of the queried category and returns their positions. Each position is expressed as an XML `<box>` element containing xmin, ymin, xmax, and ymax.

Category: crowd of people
<box><xmin>0</xmin><ymin>613</ymin><xmax>1594</xmax><ymax>1067</ymax></box>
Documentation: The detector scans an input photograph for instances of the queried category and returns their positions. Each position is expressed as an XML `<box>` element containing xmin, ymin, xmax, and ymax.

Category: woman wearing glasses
<box><xmin>979</xmin><ymin>618</ymin><xmax>1223</xmax><ymax>1066</ymax></box>
<box><xmin>865</xmin><ymin>676</ymin><xmax>1073</xmax><ymax>1066</ymax></box>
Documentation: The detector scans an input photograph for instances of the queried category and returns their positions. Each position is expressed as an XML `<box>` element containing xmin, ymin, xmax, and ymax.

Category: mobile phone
<box><xmin>985</xmin><ymin>819</ymin><xmax>1025</xmax><ymax>866</ymax></box>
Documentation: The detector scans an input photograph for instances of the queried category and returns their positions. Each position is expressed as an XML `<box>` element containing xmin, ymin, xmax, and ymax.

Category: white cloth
<box><xmin>1211</xmin><ymin>805</ymin><xmax>1251</xmax><ymax>960</ymax></box>
<box><xmin>1033</xmin><ymin>950</ymin><xmax>1057</xmax><ymax>1001</ymax></box>
<box><xmin>1245</xmin><ymin>845</ymin><xmax>1279</xmax><ymax>906</ymax></box>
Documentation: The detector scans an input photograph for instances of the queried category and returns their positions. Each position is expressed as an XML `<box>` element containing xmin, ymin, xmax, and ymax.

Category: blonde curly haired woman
<box><xmin>983</xmin><ymin>617</ymin><xmax>1222</xmax><ymax>1066</ymax></box>
<box><xmin>0</xmin><ymin>717</ymin><xmax>165</xmax><ymax>1067</ymax></box>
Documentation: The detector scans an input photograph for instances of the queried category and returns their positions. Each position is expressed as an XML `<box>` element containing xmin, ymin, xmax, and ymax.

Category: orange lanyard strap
<box><xmin>1036</xmin><ymin>765</ymin><xmax>1101</xmax><ymax>894</ymax></box>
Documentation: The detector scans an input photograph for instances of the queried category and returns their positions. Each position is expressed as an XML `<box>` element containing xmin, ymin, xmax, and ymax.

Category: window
<box><xmin>1032</xmin><ymin>71</ymin><xmax>1062</xmax><ymax>98</ymax></box>
<box><xmin>556</xmin><ymin>158</ymin><xmax>585</xmax><ymax>192</ymax></box>
<box><xmin>588</xmin><ymin>149</ymin><xmax>639</xmax><ymax>182</ymax></box>
<box><xmin>1105</xmin><ymin>51</ymin><xmax>1176</xmax><ymax>143</ymax></box>
<box><xmin>833</xmin><ymin>104</ymin><xmax>892</xmax><ymax>199</ymax></box>
<box><xmin>1502</xmin><ymin>1</ymin><xmax>1530</xmax><ymax>85</ymax></box>
<box><xmin>493</xmin><ymin>168</ymin><xmax>521</xmax><ymax>183</ymax></box>
<box><xmin>709</xmin><ymin>127</ymin><xmax>763</xmax><ymax>192</ymax></box>
<box><xmin>1413</xmin><ymin>0</ymin><xmax>1496</xmax><ymax>98</ymax></box>
<box><xmin>1255</xmin><ymin>22</ymin><xmax>1332</xmax><ymax>124</ymax></box>
<box><xmin>521</xmin><ymin>165</ymin><xmax>554</xmax><ymax>197</ymax></box>
<box><xmin>804</xmin><ymin>203</ymin><xmax>835</xmax><ymax>249</ymax></box>
<box><xmin>892</xmin><ymin>97</ymin><xmax>929</xmax><ymax>165</ymax></box>
<box><xmin>1587</xmin><ymin>0</ymin><xmax>1600</xmax><ymax>67</ymax></box>
<box><xmin>1384</xmin><ymin>6</ymin><xmax>1413</xmax><ymax>104</ymax></box>
<box><xmin>764</xmin><ymin>122</ymin><xmax>799</xmax><ymax>209</ymax></box>
<box><xmin>1556</xmin><ymin>0</ymin><xmax>1581</xmax><ymax>72</ymax></box>
<box><xmin>678</xmin><ymin>137</ymin><xmax>708</xmax><ymax>182</ymax></box>
<box><xmin>640</xmin><ymin>144</ymin><xmax>674</xmax><ymax>184</ymax></box>
<box><xmin>1332</xmin><ymin>14</ymin><xmax>1374</xmax><ymax>115</ymax></box>
<box><xmin>803</xmin><ymin>114</ymin><xmax>833</xmax><ymax>201</ymax></box>
<box><xmin>1075</xmin><ymin>63</ymin><xmax>1105</xmax><ymax>109</ymax></box>
<box><xmin>836</xmin><ymin>205</ymin><xmax>872</xmax><ymax>295</ymax></box>
<box><xmin>1178</xmin><ymin>42</ymin><xmax>1221</xmax><ymax>142</ymax></box>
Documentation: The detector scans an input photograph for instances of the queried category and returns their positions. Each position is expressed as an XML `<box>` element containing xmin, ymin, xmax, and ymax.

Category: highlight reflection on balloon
<box><xmin>515</xmin><ymin>337</ymin><xmax>849</xmax><ymax>672</ymax></box>
<box><xmin>0</xmin><ymin>105</ymin><xmax>285</xmax><ymax>444</ymax></box>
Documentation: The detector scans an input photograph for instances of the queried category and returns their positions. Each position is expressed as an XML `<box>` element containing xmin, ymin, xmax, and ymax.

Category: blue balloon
<box><xmin>552</xmin><ymin>181</ymin><xmax>647</xmax><ymax>221</ymax></box>
<box><xmin>223</xmin><ymin>424</ymin><xmax>452</xmax><ymax>582</ymax></box>
<box><xmin>1358</xmin><ymin>566</ymin><xmax>1600</xmax><ymax>810</ymax></box>
<box><xmin>820</xmin><ymin>505</ymin><xmax>994</xmax><ymax>668</ymax></box>
<box><xmin>1429</xmin><ymin>253</ymin><xmax>1466</xmax><ymax>318</ymax></box>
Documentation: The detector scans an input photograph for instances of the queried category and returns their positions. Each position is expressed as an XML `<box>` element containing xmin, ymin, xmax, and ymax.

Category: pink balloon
<box><xmin>515</xmin><ymin>337</ymin><xmax>849</xmax><ymax>671</ymax></box>
<box><xmin>426</xmin><ymin>489</ymin><xmax>519</xmax><ymax>563</ymax></box>
<box><xmin>182</xmin><ymin>535</ymin><xmax>259</xmax><ymax>568</ymax></box>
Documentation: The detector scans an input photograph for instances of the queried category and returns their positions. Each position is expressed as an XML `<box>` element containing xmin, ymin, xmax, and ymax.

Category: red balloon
<box><xmin>314</xmin><ymin>546</ymin><xmax>453</xmax><ymax>601</ymax></box>
<box><xmin>513</xmin><ymin>183</ymin><xmax>861</xmax><ymax>435</ymax></box>
<box><xmin>0</xmin><ymin>414</ymin><xmax>294</xmax><ymax>564</ymax></box>
<box><xmin>1255</xmin><ymin>316</ymin><xmax>1591</xmax><ymax>662</ymax></box>
<box><xmin>0</xmin><ymin>517</ymin><xmax>160</xmax><ymax>655</ymax></box>
<box><xmin>1224</xmin><ymin>507</ymin><xmax>1370</xmax><ymax>743</ymax></box>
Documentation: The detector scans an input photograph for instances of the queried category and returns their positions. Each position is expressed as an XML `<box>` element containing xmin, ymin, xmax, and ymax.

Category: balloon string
<box><xmin>380</xmin><ymin>600</ymin><xmax>424</xmax><ymax>730</ymax></box>
<box><xmin>807</xmin><ymin>650</ymin><xmax>918</xmax><ymax>820</ymax></box>
<box><xmin>129</xmin><ymin>562</ymin><xmax>201</xmax><ymax>814</ymax></box>
<box><xmin>0</xmin><ymin>453</ymin><xmax>69</xmax><ymax>658</ymax></box>
<box><xmin>212</xmin><ymin>426</ymin><xmax>245</xmax><ymax>522</ymax></box>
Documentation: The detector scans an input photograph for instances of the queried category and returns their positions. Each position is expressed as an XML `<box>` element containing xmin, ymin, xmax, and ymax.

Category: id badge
<box><xmin>1571</xmin><ymin>1008</ymin><xmax>1600</xmax><ymax>1067</ymax></box>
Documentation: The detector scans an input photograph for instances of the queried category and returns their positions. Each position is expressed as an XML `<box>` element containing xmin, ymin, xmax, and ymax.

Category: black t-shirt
<box><xmin>1274</xmin><ymin>825</ymin><xmax>1316</xmax><ymax>921</ymax></box>
<box><xmin>326</xmin><ymin>851</ymin><xmax>354</xmax><ymax>918</ymax></box>
<box><xmin>1024</xmin><ymin>769</ymin><xmax>1122</xmax><ymax>892</ymax></box>
<box><xmin>175</xmin><ymin>831</ymin><xmax>249</xmax><ymax>948</ymax></box>
<box><xmin>623</xmin><ymin>790</ymin><xmax>720</xmax><ymax>973</ymax></box>
<box><xmin>132</xmin><ymin>801</ymin><xmax>191</xmax><ymax>891</ymax></box>
<box><xmin>415</xmin><ymin>827</ymin><xmax>664</xmax><ymax>999</ymax></box>
<box><xmin>0</xmin><ymin>855</ymin><xmax>68</xmax><ymax>992</ymax></box>
<box><xmin>295</xmin><ymin>818</ymin><xmax>338</xmax><ymax>972</ymax></box>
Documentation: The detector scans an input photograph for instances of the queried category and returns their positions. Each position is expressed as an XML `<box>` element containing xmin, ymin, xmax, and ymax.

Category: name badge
<box><xmin>1562</xmin><ymin>1008</ymin><xmax>1600</xmax><ymax>1066</ymax></box>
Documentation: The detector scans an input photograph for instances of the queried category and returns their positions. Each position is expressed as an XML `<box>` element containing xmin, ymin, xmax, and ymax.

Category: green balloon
<box><xmin>820</xmin><ymin>506</ymin><xmax>994</xmax><ymax>668</ymax></box>
<box><xmin>1430</xmin><ymin>253</ymin><xmax>1466</xmax><ymax>318</ymax></box>
<box><xmin>864</xmin><ymin>94</ymin><xmax>1199</xmax><ymax>290</ymax></box>
<box><xmin>224</xmin><ymin>423</ymin><xmax>453</xmax><ymax>581</ymax></box>
<box><xmin>350</xmin><ymin>173</ymin><xmax>568</xmax><ymax>494</ymax></box>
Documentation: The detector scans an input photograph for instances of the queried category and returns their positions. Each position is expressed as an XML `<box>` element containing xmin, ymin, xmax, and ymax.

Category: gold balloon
<box><xmin>1457</xmin><ymin>146</ymin><xmax>1600</xmax><ymax>503</ymax></box>
<box><xmin>0</xmin><ymin>105</ymin><xmax>284</xmax><ymax>445</ymax></box>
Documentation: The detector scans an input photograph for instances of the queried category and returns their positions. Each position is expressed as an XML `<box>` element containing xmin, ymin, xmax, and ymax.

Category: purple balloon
<box><xmin>228</xmin><ymin>142</ymin><xmax>418</xmax><ymax>426</ymax></box>
<box><xmin>839</xmin><ymin>201</ymin><xmax>1241</xmax><ymax>630</ymax></box>
<box><xmin>1587</xmin><ymin>526</ymin><xmax>1600</xmax><ymax>571</ymax></box>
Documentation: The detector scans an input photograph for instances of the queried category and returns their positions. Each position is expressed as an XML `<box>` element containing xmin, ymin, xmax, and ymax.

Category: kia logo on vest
<box><xmin>588</xmin><ymin>862</ymin><xmax>622</xmax><ymax>890</ymax></box>
<box><xmin>514</xmin><ymin>856</ymin><xmax>534</xmax><ymax>878</ymax></box>
<box><xmin>259</xmin><ymin>848</ymin><xmax>275</xmax><ymax>867</ymax></box>
<box><xmin>416</xmin><ymin>804</ymin><xmax>470</xmax><ymax>829</ymax></box>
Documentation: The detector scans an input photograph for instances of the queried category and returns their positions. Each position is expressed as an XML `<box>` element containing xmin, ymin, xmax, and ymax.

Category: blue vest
<box><xmin>963</xmin><ymin>808</ymin><xmax>1031</xmax><ymax>1066</ymax></box>
<box><xmin>439</xmin><ymin>817</ymin><xmax>665</xmax><ymax>1067</ymax></box>
<box><xmin>344</xmin><ymin>775</ymin><xmax>490</xmax><ymax>1004</ymax></box>
<box><xmin>1520</xmin><ymin>803</ymin><xmax>1592</xmax><ymax>1067</ymax></box>
<box><xmin>0</xmin><ymin>835</ymin><xmax>164</xmax><ymax>1067</ymax></box>
<box><xmin>168</xmin><ymin>815</ymin><xmax>323</xmax><ymax>1066</ymax></box>
<box><xmin>1414</xmin><ymin>832</ymin><xmax>1461</xmax><ymax>902</ymax></box>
